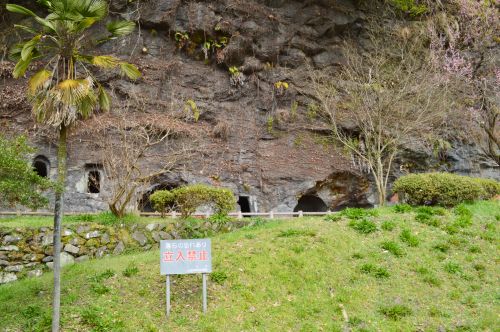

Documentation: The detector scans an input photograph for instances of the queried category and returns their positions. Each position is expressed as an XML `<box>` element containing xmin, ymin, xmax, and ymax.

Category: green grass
<box><xmin>0</xmin><ymin>200</ymin><xmax>499</xmax><ymax>331</ymax></box>
<box><xmin>0</xmin><ymin>212</ymin><xmax>173</xmax><ymax>228</ymax></box>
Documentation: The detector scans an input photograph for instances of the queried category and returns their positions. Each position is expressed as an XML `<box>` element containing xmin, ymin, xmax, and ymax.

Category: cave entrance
<box><xmin>85</xmin><ymin>163</ymin><xmax>103</xmax><ymax>194</ymax></box>
<box><xmin>87</xmin><ymin>170</ymin><xmax>101</xmax><ymax>194</ymax></box>
<box><xmin>33</xmin><ymin>156</ymin><xmax>50</xmax><ymax>178</ymax></box>
<box><xmin>293</xmin><ymin>195</ymin><xmax>328</xmax><ymax>212</ymax></box>
<box><xmin>238</xmin><ymin>196</ymin><xmax>251</xmax><ymax>215</ymax></box>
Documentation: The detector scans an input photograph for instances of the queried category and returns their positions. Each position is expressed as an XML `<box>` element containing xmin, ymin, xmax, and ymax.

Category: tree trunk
<box><xmin>52</xmin><ymin>125</ymin><xmax>68</xmax><ymax>332</ymax></box>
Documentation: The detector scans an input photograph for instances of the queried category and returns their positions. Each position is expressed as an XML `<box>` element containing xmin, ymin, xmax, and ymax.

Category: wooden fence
<box><xmin>0</xmin><ymin>210</ymin><xmax>337</xmax><ymax>219</ymax></box>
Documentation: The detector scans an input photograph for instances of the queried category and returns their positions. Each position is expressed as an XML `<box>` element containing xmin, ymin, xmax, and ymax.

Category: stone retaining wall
<box><xmin>0</xmin><ymin>219</ymin><xmax>249</xmax><ymax>284</ymax></box>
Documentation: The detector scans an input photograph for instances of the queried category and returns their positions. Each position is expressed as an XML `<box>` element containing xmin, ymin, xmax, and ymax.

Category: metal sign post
<box><xmin>166</xmin><ymin>275</ymin><xmax>171</xmax><ymax>317</ymax></box>
<box><xmin>160</xmin><ymin>239</ymin><xmax>212</xmax><ymax>318</ymax></box>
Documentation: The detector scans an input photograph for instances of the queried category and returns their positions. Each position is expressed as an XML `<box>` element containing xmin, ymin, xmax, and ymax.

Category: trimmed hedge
<box><xmin>150</xmin><ymin>184</ymin><xmax>236</xmax><ymax>218</ymax></box>
<box><xmin>393</xmin><ymin>172</ymin><xmax>500</xmax><ymax>206</ymax></box>
<box><xmin>149</xmin><ymin>190</ymin><xmax>175</xmax><ymax>217</ymax></box>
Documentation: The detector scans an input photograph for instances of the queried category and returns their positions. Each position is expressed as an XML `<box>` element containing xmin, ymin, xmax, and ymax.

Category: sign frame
<box><xmin>160</xmin><ymin>239</ymin><xmax>212</xmax><ymax>317</ymax></box>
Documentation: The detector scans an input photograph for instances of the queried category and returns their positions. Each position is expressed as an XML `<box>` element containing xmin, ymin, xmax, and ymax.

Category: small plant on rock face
<box><xmin>229</xmin><ymin>66</ymin><xmax>244</xmax><ymax>87</ymax></box>
<box><xmin>184</xmin><ymin>99</ymin><xmax>200</xmax><ymax>122</ymax></box>
<box><xmin>174</xmin><ymin>31</ymin><xmax>190</xmax><ymax>49</ymax></box>
<box><xmin>290</xmin><ymin>101</ymin><xmax>298</xmax><ymax>120</ymax></box>
<box><xmin>274</xmin><ymin>81</ymin><xmax>289</xmax><ymax>96</ymax></box>
<box><xmin>266</xmin><ymin>116</ymin><xmax>274</xmax><ymax>134</ymax></box>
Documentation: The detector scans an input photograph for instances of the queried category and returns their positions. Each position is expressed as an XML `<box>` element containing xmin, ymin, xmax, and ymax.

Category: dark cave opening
<box><xmin>33</xmin><ymin>156</ymin><xmax>50</xmax><ymax>178</ymax></box>
<box><xmin>238</xmin><ymin>196</ymin><xmax>251</xmax><ymax>214</ymax></box>
<box><xmin>293</xmin><ymin>195</ymin><xmax>328</xmax><ymax>212</ymax></box>
<box><xmin>87</xmin><ymin>170</ymin><xmax>101</xmax><ymax>194</ymax></box>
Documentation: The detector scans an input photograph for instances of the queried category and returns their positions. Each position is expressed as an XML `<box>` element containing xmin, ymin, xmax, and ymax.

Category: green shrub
<box><xmin>150</xmin><ymin>190</ymin><xmax>175</xmax><ymax>216</ymax></box>
<box><xmin>393</xmin><ymin>173</ymin><xmax>496</xmax><ymax>207</ymax></box>
<box><xmin>473</xmin><ymin>177</ymin><xmax>500</xmax><ymax>198</ymax></box>
<box><xmin>349</xmin><ymin>219</ymin><xmax>378</xmax><ymax>234</ymax></box>
<box><xmin>393</xmin><ymin>204</ymin><xmax>412</xmax><ymax>213</ymax></box>
<box><xmin>150</xmin><ymin>184</ymin><xmax>236</xmax><ymax>218</ymax></box>
<box><xmin>173</xmin><ymin>184</ymin><xmax>236</xmax><ymax>218</ymax></box>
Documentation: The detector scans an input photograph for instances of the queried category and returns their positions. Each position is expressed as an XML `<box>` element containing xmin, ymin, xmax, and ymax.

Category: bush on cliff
<box><xmin>393</xmin><ymin>172</ymin><xmax>499</xmax><ymax>206</ymax></box>
<box><xmin>151</xmin><ymin>184</ymin><xmax>236</xmax><ymax>218</ymax></box>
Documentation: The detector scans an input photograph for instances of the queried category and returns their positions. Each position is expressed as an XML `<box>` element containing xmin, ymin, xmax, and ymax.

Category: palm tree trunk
<box><xmin>52</xmin><ymin>124</ymin><xmax>68</xmax><ymax>332</ymax></box>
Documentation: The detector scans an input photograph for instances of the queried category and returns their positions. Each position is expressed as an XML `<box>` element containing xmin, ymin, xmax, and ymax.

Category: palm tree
<box><xmin>6</xmin><ymin>1</ymin><xmax>140</xmax><ymax>330</ymax></box>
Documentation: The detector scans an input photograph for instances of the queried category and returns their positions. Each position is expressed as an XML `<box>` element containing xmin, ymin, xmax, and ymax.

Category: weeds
<box><xmin>81</xmin><ymin>306</ymin><xmax>124</xmax><ymax>332</ymax></box>
<box><xmin>399</xmin><ymin>229</ymin><xmax>419</xmax><ymax>247</ymax></box>
<box><xmin>381</xmin><ymin>220</ymin><xmax>397</xmax><ymax>231</ymax></box>
<box><xmin>379</xmin><ymin>304</ymin><xmax>412</xmax><ymax>320</ymax></box>
<box><xmin>360</xmin><ymin>263</ymin><xmax>390</xmax><ymax>279</ymax></box>
<box><xmin>324</xmin><ymin>214</ymin><xmax>342</xmax><ymax>222</ymax></box>
<box><xmin>444</xmin><ymin>261</ymin><xmax>463</xmax><ymax>274</ymax></box>
<box><xmin>381</xmin><ymin>241</ymin><xmax>405</xmax><ymax>257</ymax></box>
<box><xmin>123</xmin><ymin>265</ymin><xmax>139</xmax><ymax>277</ymax></box>
<box><xmin>210</xmin><ymin>271</ymin><xmax>228</xmax><ymax>284</ymax></box>
<box><xmin>393</xmin><ymin>204</ymin><xmax>412</xmax><ymax>213</ymax></box>
<box><xmin>349</xmin><ymin>219</ymin><xmax>377</xmax><ymax>234</ymax></box>
<box><xmin>342</xmin><ymin>208</ymin><xmax>378</xmax><ymax>220</ymax></box>
<box><xmin>278</xmin><ymin>229</ymin><xmax>316</xmax><ymax>237</ymax></box>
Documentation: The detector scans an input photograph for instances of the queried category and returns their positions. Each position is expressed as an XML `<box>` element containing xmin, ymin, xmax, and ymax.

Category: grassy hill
<box><xmin>0</xmin><ymin>201</ymin><xmax>499</xmax><ymax>331</ymax></box>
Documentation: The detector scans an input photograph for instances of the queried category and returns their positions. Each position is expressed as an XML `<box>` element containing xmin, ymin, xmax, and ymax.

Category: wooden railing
<box><xmin>0</xmin><ymin>210</ymin><xmax>337</xmax><ymax>219</ymax></box>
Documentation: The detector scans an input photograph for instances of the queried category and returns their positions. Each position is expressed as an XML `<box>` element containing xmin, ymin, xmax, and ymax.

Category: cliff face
<box><xmin>0</xmin><ymin>0</ymin><xmax>497</xmax><ymax>213</ymax></box>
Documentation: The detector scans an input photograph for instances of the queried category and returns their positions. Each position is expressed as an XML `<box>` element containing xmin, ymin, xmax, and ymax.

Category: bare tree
<box><xmin>84</xmin><ymin>111</ymin><xmax>196</xmax><ymax>217</ymax></box>
<box><xmin>311</xmin><ymin>28</ymin><xmax>451</xmax><ymax>206</ymax></box>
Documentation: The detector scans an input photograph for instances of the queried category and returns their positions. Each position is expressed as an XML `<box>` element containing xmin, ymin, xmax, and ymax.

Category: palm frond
<box><xmin>21</xmin><ymin>35</ymin><xmax>41</xmax><ymax>61</ymax></box>
<box><xmin>32</xmin><ymin>76</ymin><xmax>98</xmax><ymax>127</ymax></box>
<box><xmin>119</xmin><ymin>62</ymin><xmax>141</xmax><ymax>80</ymax></box>
<box><xmin>90</xmin><ymin>55</ymin><xmax>120</xmax><ymax>68</ymax></box>
<box><xmin>13</xmin><ymin>24</ymin><xmax>38</xmax><ymax>35</ymax></box>
<box><xmin>98</xmin><ymin>85</ymin><xmax>111</xmax><ymax>112</ymax></box>
<box><xmin>13</xmin><ymin>55</ymin><xmax>33</xmax><ymax>78</ymax></box>
<box><xmin>6</xmin><ymin>4</ymin><xmax>36</xmax><ymax>17</ymax></box>
<box><xmin>29</xmin><ymin>69</ymin><xmax>52</xmax><ymax>94</ymax></box>
<box><xmin>106</xmin><ymin>21</ymin><xmax>135</xmax><ymax>37</ymax></box>
<box><xmin>8</xmin><ymin>44</ymin><xmax>23</xmax><ymax>61</ymax></box>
